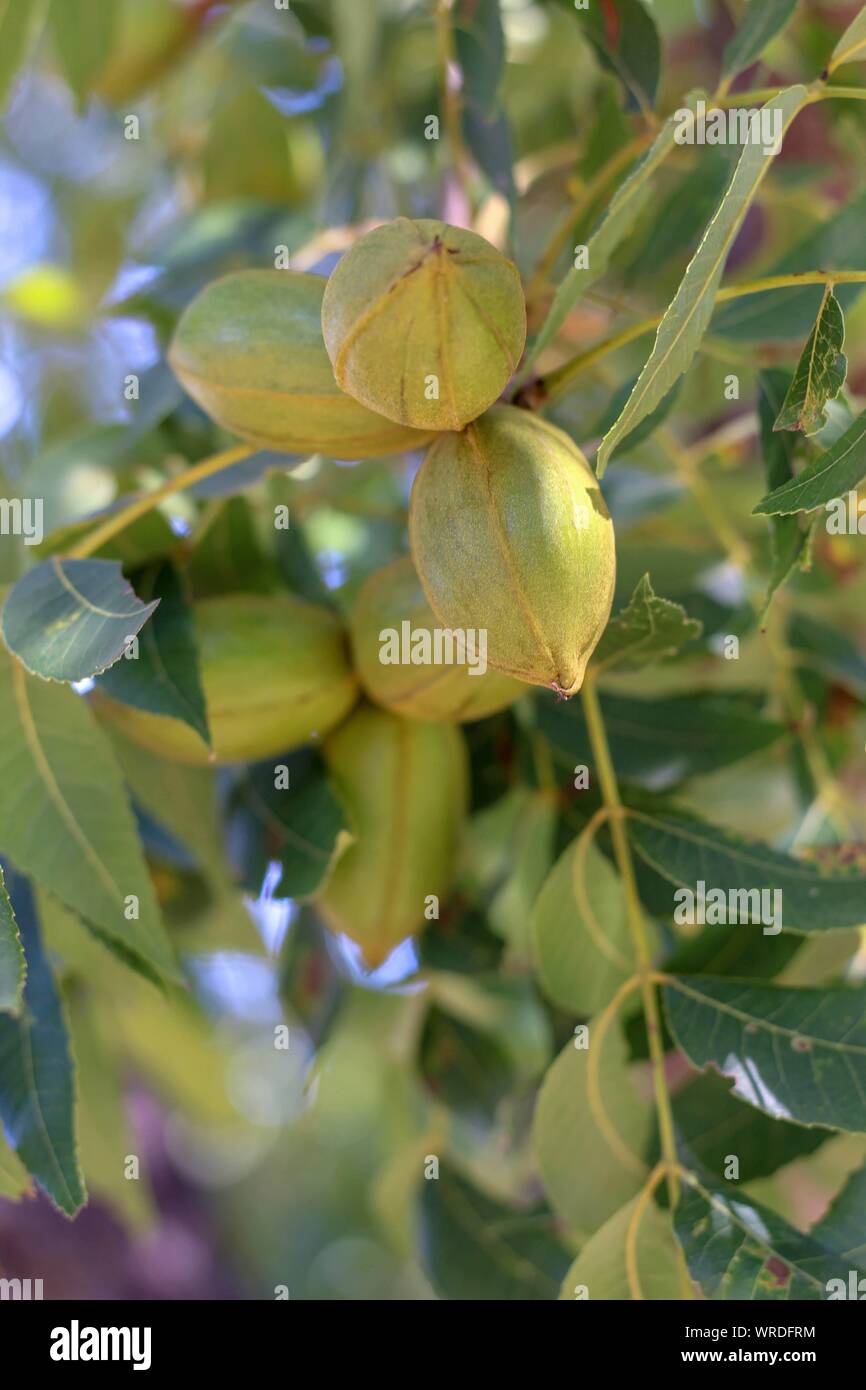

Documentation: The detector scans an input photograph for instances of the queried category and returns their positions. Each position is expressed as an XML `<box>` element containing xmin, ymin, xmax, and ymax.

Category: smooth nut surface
<box><xmin>317</xmin><ymin>704</ymin><xmax>467</xmax><ymax>966</ymax></box>
<box><xmin>321</xmin><ymin>218</ymin><xmax>526</xmax><ymax>432</ymax></box>
<box><xmin>350</xmin><ymin>555</ymin><xmax>523</xmax><ymax>722</ymax></box>
<box><xmin>409</xmin><ymin>405</ymin><xmax>616</xmax><ymax>696</ymax></box>
<box><xmin>168</xmin><ymin>270</ymin><xmax>432</xmax><ymax>458</ymax></box>
<box><xmin>94</xmin><ymin>592</ymin><xmax>358</xmax><ymax>765</ymax></box>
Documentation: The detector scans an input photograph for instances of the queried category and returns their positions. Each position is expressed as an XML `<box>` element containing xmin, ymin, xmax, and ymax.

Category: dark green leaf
<box><xmin>97</xmin><ymin>562</ymin><xmax>210</xmax><ymax>746</ymax></box>
<box><xmin>629</xmin><ymin>807</ymin><xmax>866</xmax><ymax>933</ymax></box>
<box><xmin>675</xmin><ymin>1170</ymin><xmax>864</xmax><ymax>1300</ymax></box>
<box><xmin>664</xmin><ymin>975</ymin><xmax>866</xmax><ymax>1132</ymax></box>
<box><xmin>0</xmin><ymin>880</ymin><xmax>85</xmax><ymax>1215</ymax></box>
<box><xmin>755</xmin><ymin>406</ymin><xmax>866</xmax><ymax>515</ymax></box>
<box><xmin>757</xmin><ymin>370</ymin><xmax>808</xmax><ymax>611</ymax></box>
<box><xmin>773</xmin><ymin>288</ymin><xmax>847</xmax><ymax>436</ymax></box>
<box><xmin>540</xmin><ymin>689</ymin><xmax>785</xmax><ymax>790</ymax></box>
<box><xmin>419</xmin><ymin>1007</ymin><xmax>514</xmax><ymax>1123</ymax></box>
<box><xmin>419</xmin><ymin>1167</ymin><xmax>570</xmax><ymax>1300</ymax></box>
<box><xmin>226</xmin><ymin>749</ymin><xmax>350</xmax><ymax>899</ymax></box>
<box><xmin>188</xmin><ymin>498</ymin><xmax>279</xmax><ymax>598</ymax></box>
<box><xmin>590</xmin><ymin>575</ymin><xmax>702</xmax><ymax>674</ymax></box>
<box><xmin>722</xmin><ymin>0</ymin><xmax>799</xmax><ymax>81</ymax></box>
<box><xmin>571</xmin><ymin>0</ymin><xmax>661</xmax><ymax>115</ymax></box>
<box><xmin>1</xmin><ymin>558</ymin><xmax>159</xmax><ymax>683</ymax></box>
<box><xmin>672</xmin><ymin>1071</ymin><xmax>828</xmax><ymax>1182</ymax></box>
<box><xmin>788</xmin><ymin>612</ymin><xmax>866</xmax><ymax>699</ymax></box>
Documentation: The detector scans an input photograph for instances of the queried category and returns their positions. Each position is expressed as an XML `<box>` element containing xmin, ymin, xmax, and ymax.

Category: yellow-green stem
<box><xmin>68</xmin><ymin>444</ymin><xmax>254</xmax><ymax>559</ymax></box>
<box><xmin>580</xmin><ymin>673</ymin><xmax>681</xmax><ymax>1210</ymax></box>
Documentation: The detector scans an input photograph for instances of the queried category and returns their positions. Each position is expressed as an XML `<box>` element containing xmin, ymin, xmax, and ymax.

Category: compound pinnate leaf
<box><xmin>530</xmin><ymin>835</ymin><xmax>633</xmax><ymax>1015</ymax></box>
<box><xmin>559</xmin><ymin>1196</ymin><xmax>682</xmax><ymax>1301</ymax></box>
<box><xmin>1</xmin><ymin>558</ymin><xmax>159</xmax><ymax>683</ymax></box>
<box><xmin>590</xmin><ymin>574</ymin><xmax>702</xmax><ymax>673</ymax></box>
<box><xmin>755</xmin><ymin>405</ymin><xmax>866</xmax><ymax>515</ymax></box>
<box><xmin>0</xmin><ymin>647</ymin><xmax>177</xmax><ymax>983</ymax></box>
<box><xmin>0</xmin><ymin>881</ymin><xmax>85</xmax><ymax>1216</ymax></box>
<box><xmin>97</xmin><ymin>561</ymin><xmax>210</xmax><ymax>746</ymax></box>
<box><xmin>664</xmin><ymin>976</ymin><xmax>866</xmax><ymax>1133</ymax></box>
<box><xmin>532</xmin><ymin>1020</ymin><xmax>653</xmax><ymax>1239</ymax></box>
<box><xmin>419</xmin><ymin>1167</ymin><xmax>570</xmax><ymax>1300</ymax></box>
<box><xmin>773</xmin><ymin>288</ymin><xmax>847</xmax><ymax>436</ymax></box>
<box><xmin>596</xmin><ymin>87</ymin><xmax>809</xmax><ymax>476</ymax></box>
<box><xmin>629</xmin><ymin>808</ymin><xmax>866</xmax><ymax>933</ymax></box>
<box><xmin>674</xmin><ymin>1169</ymin><xmax>866</xmax><ymax>1300</ymax></box>
<box><xmin>722</xmin><ymin>0</ymin><xmax>799</xmax><ymax>81</ymax></box>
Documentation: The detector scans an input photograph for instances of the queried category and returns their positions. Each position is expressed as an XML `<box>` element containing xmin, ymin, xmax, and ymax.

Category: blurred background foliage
<box><xmin>1</xmin><ymin>0</ymin><xmax>866</xmax><ymax>1301</ymax></box>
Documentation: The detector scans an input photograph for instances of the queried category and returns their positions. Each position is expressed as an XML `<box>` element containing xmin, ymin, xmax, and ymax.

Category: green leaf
<box><xmin>533</xmin><ymin>1022</ymin><xmax>653</xmax><ymax>1239</ymax></box>
<box><xmin>0</xmin><ymin>647</ymin><xmax>178</xmax><ymax>983</ymax></box>
<box><xmin>65</xmin><ymin>984</ymin><xmax>154</xmax><ymax>1230</ymax></box>
<box><xmin>626</xmin><ymin>147</ymin><xmax>737</xmax><ymax>283</ymax></box>
<box><xmin>664</xmin><ymin>975</ymin><xmax>866</xmax><ymax>1132</ymax></box>
<box><xmin>754</xmin><ymin>405</ymin><xmax>866</xmax><ymax>515</ymax></box>
<box><xmin>674</xmin><ymin>1170</ymin><xmax>864</xmax><ymax>1300</ymax></box>
<box><xmin>590</xmin><ymin>574</ymin><xmax>702</xmax><ymax>674</ymax></box>
<box><xmin>0</xmin><ymin>0</ymin><xmax>49</xmax><ymax>110</ymax></box>
<box><xmin>50</xmin><ymin>0</ymin><xmax>117</xmax><ymax>101</ymax></box>
<box><xmin>773</xmin><ymin>288</ymin><xmax>847</xmax><ymax>436</ymax></box>
<box><xmin>559</xmin><ymin>1196</ymin><xmax>682</xmax><ymax>1301</ymax></box>
<box><xmin>539</xmin><ymin>689</ymin><xmax>786</xmax><ymax>790</ymax></box>
<box><xmin>530</xmin><ymin>837</ymin><xmax>634</xmax><ymax>1015</ymax></box>
<box><xmin>571</xmin><ymin>0</ymin><xmax>661</xmax><ymax>115</ymax></box>
<box><xmin>187</xmin><ymin>498</ymin><xmax>279</xmax><ymax>598</ymax></box>
<box><xmin>1</xmin><ymin>558</ymin><xmax>159</xmax><ymax>683</ymax></box>
<box><xmin>629</xmin><ymin>807</ymin><xmax>866</xmax><ymax>933</ymax></box>
<box><xmin>487</xmin><ymin>790</ymin><xmax>557</xmax><ymax>955</ymax></box>
<box><xmin>672</xmin><ymin>1071</ymin><xmax>828</xmax><ymax>1182</ymax></box>
<box><xmin>595</xmin><ymin>87</ymin><xmax>809</xmax><ymax>476</ymax></box>
<box><xmin>226</xmin><ymin>750</ymin><xmax>350</xmax><ymax>899</ymax></box>
<box><xmin>722</xmin><ymin>0</ymin><xmax>799</xmax><ymax>81</ymax></box>
<box><xmin>419</xmin><ymin>1007</ymin><xmax>514</xmax><ymax>1123</ymax></box>
<box><xmin>0</xmin><ymin>1128</ymin><xmax>30</xmax><ymax>1200</ymax></box>
<box><xmin>757</xmin><ymin>370</ymin><xmax>808</xmax><ymax>611</ymax></box>
<box><xmin>454</xmin><ymin>0</ymin><xmax>505</xmax><ymax>118</ymax></box>
<box><xmin>97</xmin><ymin>562</ymin><xmax>210</xmax><ymax>747</ymax></box>
<box><xmin>830</xmin><ymin>5</ymin><xmax>866</xmax><ymax>70</ymax></box>
<box><xmin>788</xmin><ymin>611</ymin><xmax>866</xmax><ymax>698</ymax></box>
<box><xmin>0</xmin><ymin>888</ymin><xmax>85</xmax><ymax>1216</ymax></box>
<box><xmin>772</xmin><ymin>293</ymin><xmax>845</xmax><ymax>439</ymax></box>
<box><xmin>713</xmin><ymin>190</ymin><xmax>866</xmax><ymax>341</ymax></box>
<box><xmin>419</xmin><ymin>1167</ymin><xmax>570</xmax><ymax>1300</ymax></box>
<box><xmin>523</xmin><ymin>115</ymin><xmax>678</xmax><ymax>376</ymax></box>
<box><xmin>0</xmin><ymin>863</ymin><xmax>25</xmax><ymax>1013</ymax></box>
